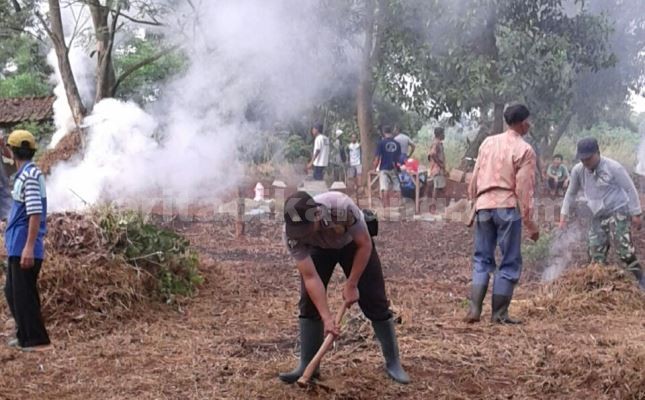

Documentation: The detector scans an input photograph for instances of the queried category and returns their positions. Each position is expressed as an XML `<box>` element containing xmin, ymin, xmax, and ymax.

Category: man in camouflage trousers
<box><xmin>560</xmin><ymin>137</ymin><xmax>645</xmax><ymax>290</ymax></box>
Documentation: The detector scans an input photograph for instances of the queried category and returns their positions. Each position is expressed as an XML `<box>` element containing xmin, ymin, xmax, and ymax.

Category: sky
<box><xmin>631</xmin><ymin>92</ymin><xmax>645</xmax><ymax>113</ymax></box>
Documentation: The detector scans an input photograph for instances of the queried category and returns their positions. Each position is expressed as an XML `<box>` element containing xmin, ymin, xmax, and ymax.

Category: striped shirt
<box><xmin>5</xmin><ymin>162</ymin><xmax>48</xmax><ymax>258</ymax></box>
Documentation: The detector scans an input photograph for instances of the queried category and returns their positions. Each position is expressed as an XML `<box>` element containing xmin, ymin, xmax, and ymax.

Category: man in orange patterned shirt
<box><xmin>464</xmin><ymin>104</ymin><xmax>539</xmax><ymax>324</ymax></box>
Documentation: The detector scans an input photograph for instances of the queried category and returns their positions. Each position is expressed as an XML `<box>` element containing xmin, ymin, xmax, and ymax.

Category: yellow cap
<box><xmin>7</xmin><ymin>130</ymin><xmax>37</xmax><ymax>150</ymax></box>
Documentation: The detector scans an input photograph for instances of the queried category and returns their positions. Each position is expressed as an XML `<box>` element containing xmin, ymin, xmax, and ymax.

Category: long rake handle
<box><xmin>297</xmin><ymin>304</ymin><xmax>348</xmax><ymax>385</ymax></box>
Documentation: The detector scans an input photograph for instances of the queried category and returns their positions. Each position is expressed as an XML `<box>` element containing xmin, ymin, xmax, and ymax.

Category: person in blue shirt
<box><xmin>398</xmin><ymin>165</ymin><xmax>416</xmax><ymax>200</ymax></box>
<box><xmin>372</xmin><ymin>125</ymin><xmax>401</xmax><ymax>208</ymax></box>
<box><xmin>3</xmin><ymin>130</ymin><xmax>51</xmax><ymax>352</ymax></box>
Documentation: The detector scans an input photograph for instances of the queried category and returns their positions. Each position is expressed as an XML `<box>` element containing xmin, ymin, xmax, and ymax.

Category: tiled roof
<box><xmin>0</xmin><ymin>96</ymin><xmax>55</xmax><ymax>124</ymax></box>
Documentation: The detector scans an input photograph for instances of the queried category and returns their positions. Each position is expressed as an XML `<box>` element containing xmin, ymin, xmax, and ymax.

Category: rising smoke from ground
<box><xmin>46</xmin><ymin>0</ymin><xmax>358</xmax><ymax>211</ymax></box>
<box><xmin>542</xmin><ymin>223</ymin><xmax>584</xmax><ymax>282</ymax></box>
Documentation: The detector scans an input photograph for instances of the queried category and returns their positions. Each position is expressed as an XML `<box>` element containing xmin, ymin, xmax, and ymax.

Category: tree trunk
<box><xmin>543</xmin><ymin>113</ymin><xmax>574</xmax><ymax>160</ymax></box>
<box><xmin>459</xmin><ymin>4</ymin><xmax>502</xmax><ymax>173</ymax></box>
<box><xmin>89</xmin><ymin>2</ymin><xmax>117</xmax><ymax>102</ymax></box>
<box><xmin>459</xmin><ymin>102</ymin><xmax>504</xmax><ymax>171</ymax></box>
<box><xmin>46</xmin><ymin>0</ymin><xmax>87</xmax><ymax>125</ymax></box>
<box><xmin>357</xmin><ymin>0</ymin><xmax>385</xmax><ymax>185</ymax></box>
<box><xmin>492</xmin><ymin>102</ymin><xmax>504</xmax><ymax>135</ymax></box>
<box><xmin>460</xmin><ymin>122</ymin><xmax>490</xmax><ymax>171</ymax></box>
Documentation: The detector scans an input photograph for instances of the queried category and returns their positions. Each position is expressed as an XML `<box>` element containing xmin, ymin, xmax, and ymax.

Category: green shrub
<box><xmin>555</xmin><ymin>123</ymin><xmax>640</xmax><ymax>168</ymax></box>
<box><xmin>284</xmin><ymin>134</ymin><xmax>310</xmax><ymax>163</ymax></box>
<box><xmin>97</xmin><ymin>208</ymin><xmax>203</xmax><ymax>303</ymax></box>
<box><xmin>522</xmin><ymin>230</ymin><xmax>554</xmax><ymax>266</ymax></box>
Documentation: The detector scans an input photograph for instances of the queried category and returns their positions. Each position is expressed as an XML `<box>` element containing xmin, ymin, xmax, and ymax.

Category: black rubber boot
<box><xmin>626</xmin><ymin>263</ymin><xmax>645</xmax><ymax>291</ymax></box>
<box><xmin>278</xmin><ymin>318</ymin><xmax>323</xmax><ymax>383</ymax></box>
<box><xmin>463</xmin><ymin>284</ymin><xmax>488</xmax><ymax>323</ymax></box>
<box><xmin>372</xmin><ymin>318</ymin><xmax>411</xmax><ymax>384</ymax></box>
<box><xmin>491</xmin><ymin>294</ymin><xmax>522</xmax><ymax>324</ymax></box>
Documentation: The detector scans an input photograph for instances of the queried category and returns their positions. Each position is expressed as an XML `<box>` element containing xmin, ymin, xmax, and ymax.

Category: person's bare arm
<box><xmin>0</xmin><ymin>137</ymin><xmax>12</xmax><ymax>159</ymax></box>
<box><xmin>296</xmin><ymin>256</ymin><xmax>339</xmax><ymax>336</ymax></box>
<box><xmin>408</xmin><ymin>142</ymin><xmax>416</xmax><ymax>157</ymax></box>
<box><xmin>468</xmin><ymin>157</ymin><xmax>481</xmax><ymax>201</ymax></box>
<box><xmin>21</xmin><ymin>214</ymin><xmax>41</xmax><ymax>269</ymax></box>
<box><xmin>344</xmin><ymin>229</ymin><xmax>372</xmax><ymax>306</ymax></box>
<box><xmin>308</xmin><ymin>149</ymin><xmax>321</xmax><ymax>169</ymax></box>
<box><xmin>516</xmin><ymin>151</ymin><xmax>539</xmax><ymax>241</ymax></box>
<box><xmin>372</xmin><ymin>156</ymin><xmax>380</xmax><ymax>170</ymax></box>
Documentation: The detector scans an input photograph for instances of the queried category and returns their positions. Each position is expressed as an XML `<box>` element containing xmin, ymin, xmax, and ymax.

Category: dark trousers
<box><xmin>472</xmin><ymin>208</ymin><xmax>522</xmax><ymax>297</ymax></box>
<box><xmin>313</xmin><ymin>166</ymin><xmax>325</xmax><ymax>181</ymax></box>
<box><xmin>547</xmin><ymin>178</ymin><xmax>564</xmax><ymax>192</ymax></box>
<box><xmin>299</xmin><ymin>242</ymin><xmax>391</xmax><ymax>322</ymax></box>
<box><xmin>4</xmin><ymin>257</ymin><xmax>50</xmax><ymax>347</ymax></box>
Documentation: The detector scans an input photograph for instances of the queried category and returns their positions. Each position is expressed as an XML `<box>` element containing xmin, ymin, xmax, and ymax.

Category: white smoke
<box><xmin>635</xmin><ymin>120</ymin><xmax>645</xmax><ymax>176</ymax></box>
<box><xmin>46</xmin><ymin>0</ymin><xmax>359</xmax><ymax>211</ymax></box>
<box><xmin>542</xmin><ymin>224</ymin><xmax>584</xmax><ymax>282</ymax></box>
<box><xmin>46</xmin><ymin>3</ymin><xmax>95</xmax><ymax>148</ymax></box>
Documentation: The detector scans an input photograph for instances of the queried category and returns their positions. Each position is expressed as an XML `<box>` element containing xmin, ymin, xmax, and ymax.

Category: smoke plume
<box><xmin>542</xmin><ymin>224</ymin><xmax>584</xmax><ymax>282</ymax></box>
<box><xmin>46</xmin><ymin>0</ymin><xmax>358</xmax><ymax>211</ymax></box>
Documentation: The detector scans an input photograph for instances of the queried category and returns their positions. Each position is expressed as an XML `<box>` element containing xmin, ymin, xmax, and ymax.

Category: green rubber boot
<box><xmin>626</xmin><ymin>262</ymin><xmax>645</xmax><ymax>291</ymax></box>
<box><xmin>463</xmin><ymin>284</ymin><xmax>488</xmax><ymax>323</ymax></box>
<box><xmin>372</xmin><ymin>318</ymin><xmax>411</xmax><ymax>384</ymax></box>
<box><xmin>491</xmin><ymin>294</ymin><xmax>522</xmax><ymax>324</ymax></box>
<box><xmin>278</xmin><ymin>318</ymin><xmax>323</xmax><ymax>383</ymax></box>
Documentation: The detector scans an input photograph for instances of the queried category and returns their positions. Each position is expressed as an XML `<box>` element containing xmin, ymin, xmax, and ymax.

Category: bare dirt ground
<box><xmin>1</xmin><ymin>216</ymin><xmax>644</xmax><ymax>400</ymax></box>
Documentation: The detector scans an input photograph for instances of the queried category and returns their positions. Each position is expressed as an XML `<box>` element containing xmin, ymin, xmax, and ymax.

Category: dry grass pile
<box><xmin>525</xmin><ymin>263</ymin><xmax>645</xmax><ymax>317</ymax></box>
<box><xmin>503</xmin><ymin>264</ymin><xmax>645</xmax><ymax>399</ymax></box>
<box><xmin>37</xmin><ymin>128</ymin><xmax>83</xmax><ymax>175</ymax></box>
<box><xmin>2</xmin><ymin>210</ymin><xmax>201</xmax><ymax>330</ymax></box>
<box><xmin>32</xmin><ymin>212</ymin><xmax>156</xmax><ymax>329</ymax></box>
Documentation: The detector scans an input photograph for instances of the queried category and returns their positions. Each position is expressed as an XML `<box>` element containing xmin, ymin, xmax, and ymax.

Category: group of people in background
<box><xmin>307</xmin><ymin>119</ymin><xmax>583</xmax><ymax>208</ymax></box>
<box><xmin>306</xmin><ymin>122</ymin><xmax>448</xmax><ymax>209</ymax></box>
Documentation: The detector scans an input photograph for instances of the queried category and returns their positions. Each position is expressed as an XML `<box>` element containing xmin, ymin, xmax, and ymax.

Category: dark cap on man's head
<box><xmin>313</xmin><ymin>123</ymin><xmax>324</xmax><ymax>134</ymax></box>
<box><xmin>284</xmin><ymin>191</ymin><xmax>320</xmax><ymax>239</ymax></box>
<box><xmin>576</xmin><ymin>137</ymin><xmax>600</xmax><ymax>160</ymax></box>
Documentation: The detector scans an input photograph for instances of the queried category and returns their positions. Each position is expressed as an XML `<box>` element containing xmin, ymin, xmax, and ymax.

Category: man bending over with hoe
<box><xmin>279</xmin><ymin>191</ymin><xmax>409</xmax><ymax>384</ymax></box>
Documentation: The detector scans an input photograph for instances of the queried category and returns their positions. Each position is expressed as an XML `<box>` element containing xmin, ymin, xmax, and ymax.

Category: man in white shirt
<box><xmin>346</xmin><ymin>134</ymin><xmax>362</xmax><ymax>193</ymax></box>
<box><xmin>307</xmin><ymin>123</ymin><xmax>330</xmax><ymax>181</ymax></box>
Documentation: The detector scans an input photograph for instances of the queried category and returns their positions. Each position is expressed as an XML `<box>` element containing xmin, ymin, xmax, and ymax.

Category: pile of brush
<box><xmin>525</xmin><ymin>263</ymin><xmax>644</xmax><ymax>318</ymax></box>
<box><xmin>37</xmin><ymin>128</ymin><xmax>83</xmax><ymax>175</ymax></box>
<box><xmin>1</xmin><ymin>209</ymin><xmax>201</xmax><ymax>330</ymax></box>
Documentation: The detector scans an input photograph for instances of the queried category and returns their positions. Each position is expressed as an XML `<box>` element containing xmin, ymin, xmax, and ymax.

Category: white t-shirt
<box><xmin>313</xmin><ymin>134</ymin><xmax>330</xmax><ymax>167</ymax></box>
<box><xmin>348</xmin><ymin>142</ymin><xmax>361</xmax><ymax>166</ymax></box>
<box><xmin>394</xmin><ymin>133</ymin><xmax>414</xmax><ymax>156</ymax></box>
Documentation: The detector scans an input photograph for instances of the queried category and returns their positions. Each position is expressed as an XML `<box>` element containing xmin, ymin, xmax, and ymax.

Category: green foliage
<box><xmin>0</xmin><ymin>32</ymin><xmax>51</xmax><ymax>98</ymax></box>
<box><xmin>522</xmin><ymin>231</ymin><xmax>554</xmax><ymax>266</ymax></box>
<box><xmin>555</xmin><ymin>123</ymin><xmax>640</xmax><ymax>168</ymax></box>
<box><xmin>283</xmin><ymin>134</ymin><xmax>310</xmax><ymax>163</ymax></box>
<box><xmin>0</xmin><ymin>72</ymin><xmax>51</xmax><ymax>98</ymax></box>
<box><xmin>11</xmin><ymin>120</ymin><xmax>55</xmax><ymax>154</ymax></box>
<box><xmin>416</xmin><ymin>123</ymin><xmax>472</xmax><ymax>171</ymax></box>
<box><xmin>114</xmin><ymin>38</ymin><xmax>187</xmax><ymax>103</ymax></box>
<box><xmin>97</xmin><ymin>208</ymin><xmax>202</xmax><ymax>303</ymax></box>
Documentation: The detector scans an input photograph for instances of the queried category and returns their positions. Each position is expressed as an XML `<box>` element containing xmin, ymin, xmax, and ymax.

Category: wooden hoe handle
<box><xmin>297</xmin><ymin>304</ymin><xmax>348</xmax><ymax>386</ymax></box>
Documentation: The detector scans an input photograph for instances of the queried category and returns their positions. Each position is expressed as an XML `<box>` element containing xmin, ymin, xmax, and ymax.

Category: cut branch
<box><xmin>10</xmin><ymin>0</ymin><xmax>21</xmax><ymax>13</ymax></box>
<box><xmin>113</xmin><ymin>11</ymin><xmax>164</xmax><ymax>26</ymax></box>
